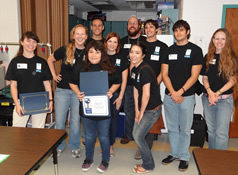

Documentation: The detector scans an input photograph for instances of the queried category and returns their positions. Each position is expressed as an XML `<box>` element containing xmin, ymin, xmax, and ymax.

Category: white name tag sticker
<box><xmin>185</xmin><ymin>49</ymin><xmax>191</xmax><ymax>56</ymax></box>
<box><xmin>36</xmin><ymin>63</ymin><xmax>42</xmax><ymax>70</ymax></box>
<box><xmin>209</xmin><ymin>59</ymin><xmax>216</xmax><ymax>65</ymax></box>
<box><xmin>169</xmin><ymin>54</ymin><xmax>177</xmax><ymax>60</ymax></box>
<box><xmin>17</xmin><ymin>63</ymin><xmax>27</xmax><ymax>69</ymax></box>
<box><xmin>131</xmin><ymin>72</ymin><xmax>136</xmax><ymax>79</ymax></box>
<box><xmin>124</xmin><ymin>44</ymin><xmax>131</xmax><ymax>49</ymax></box>
<box><xmin>116</xmin><ymin>59</ymin><xmax>121</xmax><ymax>65</ymax></box>
<box><xmin>155</xmin><ymin>46</ymin><xmax>160</xmax><ymax>53</ymax></box>
<box><xmin>73</xmin><ymin>59</ymin><xmax>76</xmax><ymax>64</ymax></box>
<box><xmin>150</xmin><ymin>55</ymin><xmax>160</xmax><ymax>61</ymax></box>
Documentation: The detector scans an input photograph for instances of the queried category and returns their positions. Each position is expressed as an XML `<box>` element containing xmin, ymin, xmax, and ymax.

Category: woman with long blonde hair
<box><xmin>201</xmin><ymin>28</ymin><xmax>238</xmax><ymax>150</ymax></box>
<box><xmin>47</xmin><ymin>24</ymin><xmax>88</xmax><ymax>157</ymax></box>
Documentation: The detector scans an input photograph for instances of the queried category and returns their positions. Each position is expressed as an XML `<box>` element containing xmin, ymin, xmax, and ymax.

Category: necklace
<box><xmin>75</xmin><ymin>49</ymin><xmax>84</xmax><ymax>58</ymax></box>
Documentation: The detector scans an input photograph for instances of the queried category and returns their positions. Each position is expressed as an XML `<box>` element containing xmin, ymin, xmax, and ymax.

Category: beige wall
<box><xmin>0</xmin><ymin>0</ymin><xmax>21</xmax><ymax>62</ymax></box>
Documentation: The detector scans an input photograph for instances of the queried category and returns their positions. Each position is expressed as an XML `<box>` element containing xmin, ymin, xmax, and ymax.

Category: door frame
<box><xmin>221</xmin><ymin>4</ymin><xmax>238</xmax><ymax>27</ymax></box>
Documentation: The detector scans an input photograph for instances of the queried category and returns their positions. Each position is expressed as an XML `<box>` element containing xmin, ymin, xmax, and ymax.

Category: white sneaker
<box><xmin>72</xmin><ymin>149</ymin><xmax>81</xmax><ymax>158</ymax></box>
<box><xmin>57</xmin><ymin>149</ymin><xmax>63</xmax><ymax>157</ymax></box>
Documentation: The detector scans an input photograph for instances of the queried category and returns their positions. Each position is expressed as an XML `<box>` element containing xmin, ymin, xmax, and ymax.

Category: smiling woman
<box><xmin>69</xmin><ymin>40</ymin><xmax>121</xmax><ymax>173</ymax></box>
<box><xmin>47</xmin><ymin>24</ymin><xmax>89</xmax><ymax>158</ymax></box>
<box><xmin>5</xmin><ymin>31</ymin><xmax>53</xmax><ymax>128</ymax></box>
<box><xmin>201</xmin><ymin>28</ymin><xmax>238</xmax><ymax>151</ymax></box>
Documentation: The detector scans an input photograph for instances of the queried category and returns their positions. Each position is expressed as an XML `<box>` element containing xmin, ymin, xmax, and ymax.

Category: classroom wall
<box><xmin>182</xmin><ymin>0</ymin><xmax>238</xmax><ymax>54</ymax></box>
<box><xmin>0</xmin><ymin>0</ymin><xmax>21</xmax><ymax>63</ymax></box>
<box><xmin>182</xmin><ymin>0</ymin><xmax>238</xmax><ymax>115</ymax></box>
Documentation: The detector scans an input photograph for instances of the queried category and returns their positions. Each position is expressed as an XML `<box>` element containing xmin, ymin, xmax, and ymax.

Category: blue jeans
<box><xmin>164</xmin><ymin>94</ymin><xmax>195</xmax><ymax>161</ymax></box>
<box><xmin>55</xmin><ymin>87</ymin><xmax>81</xmax><ymax>150</ymax></box>
<box><xmin>110</xmin><ymin>91</ymin><xmax>123</xmax><ymax>145</ymax></box>
<box><xmin>83</xmin><ymin>117</ymin><xmax>111</xmax><ymax>162</ymax></box>
<box><xmin>202</xmin><ymin>94</ymin><xmax>233</xmax><ymax>150</ymax></box>
<box><xmin>133</xmin><ymin>107</ymin><xmax>161</xmax><ymax>170</ymax></box>
<box><xmin>124</xmin><ymin>85</ymin><xmax>135</xmax><ymax>140</ymax></box>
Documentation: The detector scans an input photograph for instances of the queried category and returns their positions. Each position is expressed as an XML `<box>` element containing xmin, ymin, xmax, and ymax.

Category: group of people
<box><xmin>5</xmin><ymin>15</ymin><xmax>237</xmax><ymax>174</ymax></box>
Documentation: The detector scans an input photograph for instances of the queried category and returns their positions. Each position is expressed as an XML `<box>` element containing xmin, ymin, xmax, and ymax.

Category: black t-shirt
<box><xmin>131</xmin><ymin>62</ymin><xmax>162</xmax><ymax>110</ymax></box>
<box><xmin>70</xmin><ymin>63</ymin><xmax>121</xmax><ymax>88</ymax></box>
<box><xmin>200</xmin><ymin>54</ymin><xmax>233</xmax><ymax>94</ymax></box>
<box><xmin>108</xmin><ymin>52</ymin><xmax>129</xmax><ymax>93</ymax></box>
<box><xmin>70</xmin><ymin>63</ymin><xmax>121</xmax><ymax>120</ymax></box>
<box><xmin>54</xmin><ymin>46</ymin><xmax>85</xmax><ymax>89</ymax></box>
<box><xmin>144</xmin><ymin>40</ymin><xmax>168</xmax><ymax>76</ymax></box>
<box><xmin>108</xmin><ymin>51</ymin><xmax>128</xmax><ymax>75</ymax></box>
<box><xmin>5</xmin><ymin>55</ymin><xmax>52</xmax><ymax>94</ymax></box>
<box><xmin>160</xmin><ymin>42</ymin><xmax>203</xmax><ymax>96</ymax></box>
<box><xmin>86</xmin><ymin>37</ymin><xmax>105</xmax><ymax>46</ymax></box>
<box><xmin>120</xmin><ymin>35</ymin><xmax>146</xmax><ymax>85</ymax></box>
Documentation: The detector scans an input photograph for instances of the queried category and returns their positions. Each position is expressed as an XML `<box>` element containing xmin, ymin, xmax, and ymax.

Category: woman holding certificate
<box><xmin>69</xmin><ymin>40</ymin><xmax>121</xmax><ymax>173</ymax></box>
<box><xmin>5</xmin><ymin>31</ymin><xmax>53</xmax><ymax>128</ymax></box>
<box><xmin>47</xmin><ymin>24</ymin><xmax>88</xmax><ymax>158</ymax></box>
<box><xmin>104</xmin><ymin>32</ymin><xmax>128</xmax><ymax>156</ymax></box>
<box><xmin>130</xmin><ymin>42</ymin><xmax>162</xmax><ymax>173</ymax></box>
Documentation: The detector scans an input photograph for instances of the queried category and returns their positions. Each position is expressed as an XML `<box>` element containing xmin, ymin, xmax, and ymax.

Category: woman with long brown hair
<box><xmin>47</xmin><ymin>24</ymin><xmax>88</xmax><ymax>157</ymax></box>
<box><xmin>201</xmin><ymin>28</ymin><xmax>238</xmax><ymax>150</ymax></box>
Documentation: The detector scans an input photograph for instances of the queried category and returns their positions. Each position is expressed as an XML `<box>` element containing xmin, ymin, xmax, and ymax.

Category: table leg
<box><xmin>52</xmin><ymin>148</ymin><xmax>59</xmax><ymax>175</ymax></box>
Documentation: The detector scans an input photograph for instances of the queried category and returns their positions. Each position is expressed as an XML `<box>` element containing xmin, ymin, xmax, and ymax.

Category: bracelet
<box><xmin>217</xmin><ymin>90</ymin><xmax>223</xmax><ymax>95</ymax></box>
<box><xmin>206</xmin><ymin>87</ymin><xmax>210</xmax><ymax>90</ymax></box>
<box><xmin>182</xmin><ymin>87</ymin><xmax>185</xmax><ymax>93</ymax></box>
<box><xmin>49</xmin><ymin>99</ymin><xmax>53</xmax><ymax>102</ymax></box>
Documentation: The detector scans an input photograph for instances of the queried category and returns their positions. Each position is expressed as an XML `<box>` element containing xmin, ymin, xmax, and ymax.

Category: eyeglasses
<box><xmin>128</xmin><ymin>22</ymin><xmax>138</xmax><ymax>25</ymax></box>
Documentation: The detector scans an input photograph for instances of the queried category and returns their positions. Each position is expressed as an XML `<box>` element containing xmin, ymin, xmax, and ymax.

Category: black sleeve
<box><xmin>140</xmin><ymin>67</ymin><xmax>155</xmax><ymax>86</ymax></box>
<box><xmin>109</xmin><ymin>71</ymin><xmax>122</xmax><ymax>88</ymax></box>
<box><xmin>120</xmin><ymin>55</ymin><xmax>129</xmax><ymax>72</ymax></box>
<box><xmin>5</xmin><ymin>58</ymin><xmax>17</xmax><ymax>81</ymax></box>
<box><xmin>192</xmin><ymin>46</ymin><xmax>203</xmax><ymax>65</ymax></box>
<box><xmin>53</xmin><ymin>46</ymin><xmax>66</xmax><ymax>61</ymax></box>
<box><xmin>200</xmin><ymin>55</ymin><xmax>208</xmax><ymax>76</ymax></box>
<box><xmin>159</xmin><ymin>43</ymin><xmax>168</xmax><ymax>64</ymax></box>
<box><xmin>69</xmin><ymin>62</ymin><xmax>82</xmax><ymax>85</ymax></box>
<box><xmin>160</xmin><ymin>47</ymin><xmax>170</xmax><ymax>64</ymax></box>
<box><xmin>41</xmin><ymin>59</ymin><xmax>52</xmax><ymax>80</ymax></box>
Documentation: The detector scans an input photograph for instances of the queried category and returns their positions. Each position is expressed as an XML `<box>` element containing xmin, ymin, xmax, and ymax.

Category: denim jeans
<box><xmin>110</xmin><ymin>91</ymin><xmax>123</xmax><ymax>145</ymax></box>
<box><xmin>202</xmin><ymin>94</ymin><xmax>233</xmax><ymax>150</ymax></box>
<box><xmin>54</xmin><ymin>87</ymin><xmax>81</xmax><ymax>151</ymax></box>
<box><xmin>133</xmin><ymin>107</ymin><xmax>161</xmax><ymax>170</ymax></box>
<box><xmin>124</xmin><ymin>85</ymin><xmax>135</xmax><ymax>140</ymax></box>
<box><xmin>164</xmin><ymin>94</ymin><xmax>195</xmax><ymax>161</ymax></box>
<box><xmin>83</xmin><ymin>117</ymin><xmax>111</xmax><ymax>162</ymax></box>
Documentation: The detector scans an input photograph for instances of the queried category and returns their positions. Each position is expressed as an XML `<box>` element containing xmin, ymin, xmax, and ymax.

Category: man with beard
<box><xmin>120</xmin><ymin>16</ymin><xmax>146</xmax><ymax>144</ymax></box>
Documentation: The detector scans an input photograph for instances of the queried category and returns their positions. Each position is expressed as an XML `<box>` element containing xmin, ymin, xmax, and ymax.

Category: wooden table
<box><xmin>0</xmin><ymin>126</ymin><xmax>67</xmax><ymax>175</ymax></box>
<box><xmin>193</xmin><ymin>148</ymin><xmax>238</xmax><ymax>175</ymax></box>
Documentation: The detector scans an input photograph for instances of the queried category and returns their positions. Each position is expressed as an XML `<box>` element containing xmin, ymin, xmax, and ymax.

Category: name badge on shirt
<box><xmin>116</xmin><ymin>59</ymin><xmax>121</xmax><ymax>66</ymax></box>
<box><xmin>131</xmin><ymin>72</ymin><xmax>136</xmax><ymax>80</ymax></box>
<box><xmin>169</xmin><ymin>54</ymin><xmax>177</xmax><ymax>60</ymax></box>
<box><xmin>73</xmin><ymin>59</ymin><xmax>76</xmax><ymax>64</ymax></box>
<box><xmin>150</xmin><ymin>55</ymin><xmax>160</xmax><ymax>61</ymax></box>
<box><xmin>124</xmin><ymin>44</ymin><xmax>131</xmax><ymax>49</ymax></box>
<box><xmin>137</xmin><ymin>74</ymin><xmax>140</xmax><ymax>82</ymax></box>
<box><xmin>184</xmin><ymin>49</ymin><xmax>191</xmax><ymax>58</ymax></box>
<box><xmin>209</xmin><ymin>59</ymin><xmax>216</xmax><ymax>65</ymax></box>
<box><xmin>155</xmin><ymin>46</ymin><xmax>160</xmax><ymax>53</ymax></box>
<box><xmin>17</xmin><ymin>63</ymin><xmax>27</xmax><ymax>69</ymax></box>
<box><xmin>36</xmin><ymin>63</ymin><xmax>42</xmax><ymax>72</ymax></box>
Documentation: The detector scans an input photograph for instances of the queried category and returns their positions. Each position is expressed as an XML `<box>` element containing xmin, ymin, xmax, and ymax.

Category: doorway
<box><xmin>222</xmin><ymin>5</ymin><xmax>238</xmax><ymax>138</ymax></box>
